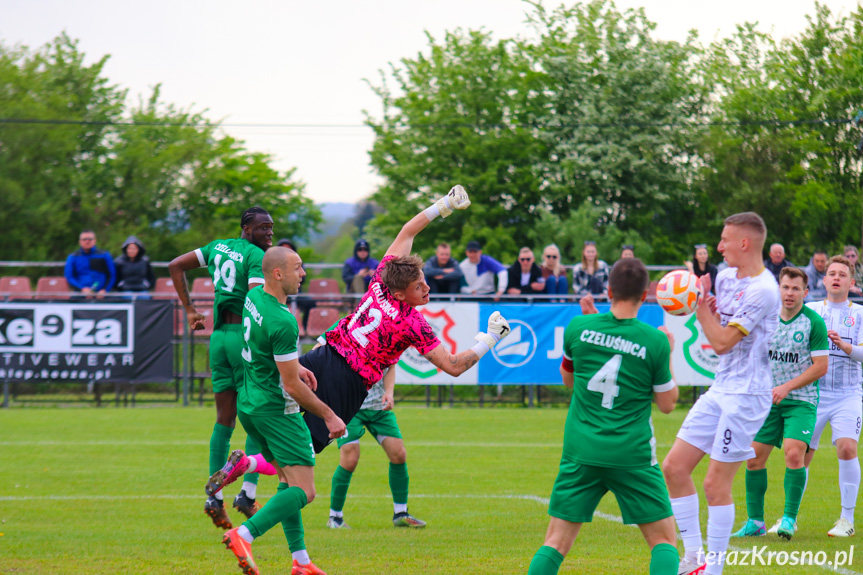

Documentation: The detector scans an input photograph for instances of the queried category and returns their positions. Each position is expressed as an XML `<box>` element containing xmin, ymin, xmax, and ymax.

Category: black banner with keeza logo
<box><xmin>0</xmin><ymin>300</ymin><xmax>173</xmax><ymax>383</ymax></box>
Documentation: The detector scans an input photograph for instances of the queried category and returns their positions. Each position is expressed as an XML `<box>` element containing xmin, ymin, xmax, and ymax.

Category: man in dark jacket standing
<box><xmin>342</xmin><ymin>239</ymin><xmax>379</xmax><ymax>293</ymax></box>
<box><xmin>64</xmin><ymin>229</ymin><xmax>115</xmax><ymax>298</ymax></box>
<box><xmin>114</xmin><ymin>236</ymin><xmax>156</xmax><ymax>293</ymax></box>
<box><xmin>423</xmin><ymin>243</ymin><xmax>464</xmax><ymax>294</ymax></box>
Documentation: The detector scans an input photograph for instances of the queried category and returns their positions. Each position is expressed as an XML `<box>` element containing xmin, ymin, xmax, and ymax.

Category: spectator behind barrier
<box><xmin>506</xmin><ymin>247</ymin><xmax>545</xmax><ymax>296</ymax></box>
<box><xmin>64</xmin><ymin>229</ymin><xmax>116</xmax><ymax>299</ymax></box>
<box><xmin>844</xmin><ymin>245</ymin><xmax>863</xmax><ymax>297</ymax></box>
<box><xmin>114</xmin><ymin>236</ymin><xmax>155</xmax><ymax>294</ymax></box>
<box><xmin>460</xmin><ymin>240</ymin><xmax>507</xmax><ymax>300</ymax></box>
<box><xmin>540</xmin><ymin>244</ymin><xmax>568</xmax><ymax>297</ymax></box>
<box><xmin>685</xmin><ymin>243</ymin><xmax>718</xmax><ymax>294</ymax></box>
<box><xmin>423</xmin><ymin>242</ymin><xmax>464</xmax><ymax>294</ymax></box>
<box><xmin>619</xmin><ymin>244</ymin><xmax>635</xmax><ymax>260</ymax></box>
<box><xmin>342</xmin><ymin>239</ymin><xmax>379</xmax><ymax>293</ymax></box>
<box><xmin>764</xmin><ymin>243</ymin><xmax>794</xmax><ymax>282</ymax></box>
<box><xmin>278</xmin><ymin>238</ymin><xmax>314</xmax><ymax>328</ymax></box>
<box><xmin>571</xmin><ymin>240</ymin><xmax>608</xmax><ymax>297</ymax></box>
<box><xmin>804</xmin><ymin>249</ymin><xmax>829</xmax><ymax>301</ymax></box>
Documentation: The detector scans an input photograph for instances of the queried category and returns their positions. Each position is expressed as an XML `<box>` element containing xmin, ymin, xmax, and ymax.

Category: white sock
<box><xmin>292</xmin><ymin>549</ymin><xmax>310</xmax><ymax>565</ymax></box>
<box><xmin>237</xmin><ymin>525</ymin><xmax>254</xmax><ymax>543</ymax></box>
<box><xmin>670</xmin><ymin>493</ymin><xmax>703</xmax><ymax>562</ymax></box>
<box><xmin>705</xmin><ymin>504</ymin><xmax>735</xmax><ymax>575</ymax></box>
<box><xmin>242</xmin><ymin>481</ymin><xmax>257</xmax><ymax>500</ymax></box>
<box><xmin>246</xmin><ymin>456</ymin><xmax>258</xmax><ymax>474</ymax></box>
<box><xmin>802</xmin><ymin>466</ymin><xmax>809</xmax><ymax>498</ymax></box>
<box><xmin>839</xmin><ymin>458</ymin><xmax>860</xmax><ymax>523</ymax></box>
<box><xmin>394</xmin><ymin>503</ymin><xmax>408</xmax><ymax>514</ymax></box>
<box><xmin>214</xmin><ymin>491</ymin><xmax>224</xmax><ymax>501</ymax></box>
<box><xmin>330</xmin><ymin>509</ymin><xmax>343</xmax><ymax>518</ymax></box>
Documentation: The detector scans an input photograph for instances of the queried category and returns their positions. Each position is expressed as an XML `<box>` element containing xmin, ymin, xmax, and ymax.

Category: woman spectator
<box><xmin>844</xmin><ymin>245</ymin><xmax>863</xmax><ymax>297</ymax></box>
<box><xmin>685</xmin><ymin>243</ymin><xmax>718</xmax><ymax>294</ymax></box>
<box><xmin>619</xmin><ymin>244</ymin><xmax>635</xmax><ymax>260</ymax></box>
<box><xmin>506</xmin><ymin>247</ymin><xmax>546</xmax><ymax>296</ymax></box>
<box><xmin>572</xmin><ymin>241</ymin><xmax>609</xmax><ymax>297</ymax></box>
<box><xmin>540</xmin><ymin>244</ymin><xmax>568</xmax><ymax>297</ymax></box>
<box><xmin>114</xmin><ymin>236</ymin><xmax>155</xmax><ymax>294</ymax></box>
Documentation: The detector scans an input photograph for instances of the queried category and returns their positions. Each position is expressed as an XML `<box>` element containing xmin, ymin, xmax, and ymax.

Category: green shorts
<box><xmin>753</xmin><ymin>398</ymin><xmax>817</xmax><ymax>448</ymax></box>
<box><xmin>210</xmin><ymin>324</ymin><xmax>244</xmax><ymax>394</ymax></box>
<box><xmin>238</xmin><ymin>410</ymin><xmax>315</xmax><ymax>467</ymax></box>
<box><xmin>336</xmin><ymin>409</ymin><xmax>402</xmax><ymax>448</ymax></box>
<box><xmin>548</xmin><ymin>457</ymin><xmax>672</xmax><ymax>525</ymax></box>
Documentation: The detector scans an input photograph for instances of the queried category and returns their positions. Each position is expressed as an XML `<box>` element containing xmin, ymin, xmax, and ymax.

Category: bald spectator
<box><xmin>460</xmin><ymin>241</ymin><xmax>507</xmax><ymax>300</ymax></box>
<box><xmin>804</xmin><ymin>249</ymin><xmax>829</xmax><ymax>301</ymax></box>
<box><xmin>423</xmin><ymin>243</ymin><xmax>464</xmax><ymax>294</ymax></box>
<box><xmin>764</xmin><ymin>243</ymin><xmax>794</xmax><ymax>282</ymax></box>
<box><xmin>506</xmin><ymin>247</ymin><xmax>545</xmax><ymax>296</ymax></box>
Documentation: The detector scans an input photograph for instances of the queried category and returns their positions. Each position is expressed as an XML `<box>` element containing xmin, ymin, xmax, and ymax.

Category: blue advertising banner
<box><xmin>477</xmin><ymin>303</ymin><xmax>664</xmax><ymax>384</ymax></box>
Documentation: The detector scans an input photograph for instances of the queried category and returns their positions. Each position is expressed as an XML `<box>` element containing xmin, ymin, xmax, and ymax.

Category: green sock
<box><xmin>330</xmin><ymin>465</ymin><xmax>353</xmax><ymax>513</ymax></box>
<box><xmin>243</xmin><ymin>434</ymin><xmax>260</xmax><ymax>485</ymax></box>
<box><xmin>389</xmin><ymin>462</ymin><xmax>409</xmax><ymax>507</ymax></box>
<box><xmin>784</xmin><ymin>467</ymin><xmax>807</xmax><ymax>520</ymax></box>
<box><xmin>528</xmin><ymin>545</ymin><xmax>564</xmax><ymax>575</ymax></box>
<box><xmin>745</xmin><ymin>468</ymin><xmax>768</xmax><ymax>522</ymax></box>
<box><xmin>278</xmin><ymin>483</ymin><xmax>305</xmax><ymax>553</ymax></box>
<box><xmin>650</xmin><ymin>543</ymin><xmax>679</xmax><ymax>575</ymax></box>
<box><xmin>245</xmin><ymin>483</ymin><xmax>307</xmax><ymax>539</ymax></box>
<box><xmin>209</xmin><ymin>423</ymin><xmax>234</xmax><ymax>476</ymax></box>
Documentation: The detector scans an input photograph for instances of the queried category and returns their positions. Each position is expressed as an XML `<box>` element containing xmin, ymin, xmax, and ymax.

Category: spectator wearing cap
<box><xmin>571</xmin><ymin>241</ymin><xmax>609</xmax><ymax>297</ymax></box>
<box><xmin>844</xmin><ymin>245</ymin><xmax>862</xmax><ymax>297</ymax></box>
<box><xmin>342</xmin><ymin>239</ymin><xmax>379</xmax><ymax>293</ymax></box>
<box><xmin>540</xmin><ymin>244</ymin><xmax>568</xmax><ymax>297</ymax></box>
<box><xmin>460</xmin><ymin>241</ymin><xmax>507</xmax><ymax>300</ymax></box>
<box><xmin>619</xmin><ymin>245</ymin><xmax>635</xmax><ymax>260</ymax></box>
<box><xmin>685</xmin><ymin>243</ymin><xmax>718</xmax><ymax>295</ymax></box>
<box><xmin>764</xmin><ymin>243</ymin><xmax>794</xmax><ymax>282</ymax></box>
<box><xmin>423</xmin><ymin>242</ymin><xmax>464</xmax><ymax>294</ymax></box>
<box><xmin>506</xmin><ymin>247</ymin><xmax>545</xmax><ymax>297</ymax></box>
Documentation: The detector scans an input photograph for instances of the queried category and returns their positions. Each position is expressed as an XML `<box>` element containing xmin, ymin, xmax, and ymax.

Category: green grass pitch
<box><xmin>1</xmin><ymin>405</ymin><xmax>860</xmax><ymax>574</ymax></box>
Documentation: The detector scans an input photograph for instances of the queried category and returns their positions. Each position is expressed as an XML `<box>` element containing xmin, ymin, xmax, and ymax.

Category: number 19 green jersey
<box><xmin>562</xmin><ymin>312</ymin><xmax>673</xmax><ymax>469</ymax></box>
<box><xmin>195</xmin><ymin>238</ymin><xmax>265</xmax><ymax>329</ymax></box>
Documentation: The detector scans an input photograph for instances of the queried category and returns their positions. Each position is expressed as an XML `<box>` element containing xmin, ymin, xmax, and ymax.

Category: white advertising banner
<box><xmin>663</xmin><ymin>311</ymin><xmax>718</xmax><ymax>386</ymax></box>
<box><xmin>395</xmin><ymin>303</ymin><xmax>480</xmax><ymax>384</ymax></box>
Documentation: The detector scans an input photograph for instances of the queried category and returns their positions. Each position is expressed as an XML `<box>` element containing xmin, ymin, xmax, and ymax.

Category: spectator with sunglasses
<box><xmin>619</xmin><ymin>244</ymin><xmax>635</xmax><ymax>260</ymax></box>
<box><xmin>685</xmin><ymin>243</ymin><xmax>718</xmax><ymax>294</ymax></box>
<box><xmin>506</xmin><ymin>247</ymin><xmax>546</xmax><ymax>297</ymax></box>
<box><xmin>540</xmin><ymin>244</ymin><xmax>569</xmax><ymax>297</ymax></box>
<box><xmin>572</xmin><ymin>240</ymin><xmax>609</xmax><ymax>298</ymax></box>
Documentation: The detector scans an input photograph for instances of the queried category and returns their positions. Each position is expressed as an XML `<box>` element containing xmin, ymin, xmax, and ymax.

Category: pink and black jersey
<box><xmin>327</xmin><ymin>255</ymin><xmax>441</xmax><ymax>388</ymax></box>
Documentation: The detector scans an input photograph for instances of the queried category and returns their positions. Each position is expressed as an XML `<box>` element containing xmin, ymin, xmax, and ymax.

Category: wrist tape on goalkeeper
<box><xmin>424</xmin><ymin>196</ymin><xmax>454</xmax><ymax>221</ymax></box>
<box><xmin>470</xmin><ymin>331</ymin><xmax>501</xmax><ymax>359</ymax></box>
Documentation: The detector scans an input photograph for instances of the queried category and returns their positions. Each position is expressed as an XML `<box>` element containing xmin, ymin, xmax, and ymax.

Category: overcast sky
<box><xmin>2</xmin><ymin>0</ymin><xmax>860</xmax><ymax>204</ymax></box>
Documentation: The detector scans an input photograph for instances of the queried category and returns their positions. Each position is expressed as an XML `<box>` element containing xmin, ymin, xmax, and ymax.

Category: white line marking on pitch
<box><xmin>0</xmin><ymin>440</ymin><xmax>676</xmax><ymax>448</ymax></box>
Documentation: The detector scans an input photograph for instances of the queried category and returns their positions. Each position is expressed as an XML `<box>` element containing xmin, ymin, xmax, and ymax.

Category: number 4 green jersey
<box><xmin>562</xmin><ymin>312</ymin><xmax>673</xmax><ymax>469</ymax></box>
<box><xmin>238</xmin><ymin>286</ymin><xmax>301</xmax><ymax>416</ymax></box>
<box><xmin>195</xmin><ymin>238</ymin><xmax>265</xmax><ymax>329</ymax></box>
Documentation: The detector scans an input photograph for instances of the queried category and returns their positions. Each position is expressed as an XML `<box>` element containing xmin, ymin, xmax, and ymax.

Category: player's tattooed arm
<box><xmin>423</xmin><ymin>345</ymin><xmax>480</xmax><ymax>376</ymax></box>
<box><xmin>168</xmin><ymin>251</ymin><xmax>206</xmax><ymax>330</ymax></box>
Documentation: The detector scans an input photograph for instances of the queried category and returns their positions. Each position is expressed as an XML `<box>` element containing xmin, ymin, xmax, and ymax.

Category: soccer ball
<box><xmin>656</xmin><ymin>270</ymin><xmax>702</xmax><ymax>316</ymax></box>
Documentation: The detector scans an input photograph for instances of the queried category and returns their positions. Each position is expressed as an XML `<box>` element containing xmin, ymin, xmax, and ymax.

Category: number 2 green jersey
<box><xmin>769</xmin><ymin>305</ymin><xmax>828</xmax><ymax>405</ymax></box>
<box><xmin>562</xmin><ymin>312</ymin><xmax>673</xmax><ymax>469</ymax></box>
<box><xmin>195</xmin><ymin>238</ymin><xmax>265</xmax><ymax>329</ymax></box>
<box><xmin>238</xmin><ymin>286</ymin><xmax>301</xmax><ymax>416</ymax></box>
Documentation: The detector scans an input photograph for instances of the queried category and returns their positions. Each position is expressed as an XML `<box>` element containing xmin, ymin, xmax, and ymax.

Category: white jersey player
<box><xmin>662</xmin><ymin>212</ymin><xmax>780</xmax><ymax>575</ymax></box>
<box><xmin>804</xmin><ymin>255</ymin><xmax>863</xmax><ymax>537</ymax></box>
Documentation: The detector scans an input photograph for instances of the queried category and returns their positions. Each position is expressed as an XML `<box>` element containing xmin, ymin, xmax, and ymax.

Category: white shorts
<box><xmin>810</xmin><ymin>393</ymin><xmax>863</xmax><ymax>449</ymax></box>
<box><xmin>676</xmin><ymin>388</ymin><xmax>772</xmax><ymax>463</ymax></box>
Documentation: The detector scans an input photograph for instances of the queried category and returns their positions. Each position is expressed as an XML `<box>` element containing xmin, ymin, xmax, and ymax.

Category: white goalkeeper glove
<box><xmin>424</xmin><ymin>185</ymin><xmax>471</xmax><ymax>221</ymax></box>
<box><xmin>472</xmin><ymin>311</ymin><xmax>511</xmax><ymax>358</ymax></box>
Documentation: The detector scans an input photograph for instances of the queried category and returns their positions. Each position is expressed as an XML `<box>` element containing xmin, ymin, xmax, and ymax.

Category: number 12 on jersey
<box><xmin>587</xmin><ymin>354</ymin><xmax>622</xmax><ymax>409</ymax></box>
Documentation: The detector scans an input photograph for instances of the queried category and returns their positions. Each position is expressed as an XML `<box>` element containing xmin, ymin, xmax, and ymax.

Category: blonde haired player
<box><xmin>662</xmin><ymin>212</ymin><xmax>780</xmax><ymax>575</ymax></box>
<box><xmin>804</xmin><ymin>255</ymin><xmax>863</xmax><ymax>537</ymax></box>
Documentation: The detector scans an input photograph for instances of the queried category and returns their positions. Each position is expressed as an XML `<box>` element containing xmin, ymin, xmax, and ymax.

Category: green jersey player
<box><xmin>527</xmin><ymin>258</ymin><xmax>680</xmax><ymax>575</ymax></box>
<box><xmin>731</xmin><ymin>267</ymin><xmax>828</xmax><ymax>540</ymax></box>
<box><xmin>168</xmin><ymin>207</ymin><xmax>273</xmax><ymax>529</ymax></box>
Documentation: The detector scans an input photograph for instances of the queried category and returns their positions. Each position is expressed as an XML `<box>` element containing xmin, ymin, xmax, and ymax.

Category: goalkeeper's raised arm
<box><xmin>385</xmin><ymin>185</ymin><xmax>471</xmax><ymax>259</ymax></box>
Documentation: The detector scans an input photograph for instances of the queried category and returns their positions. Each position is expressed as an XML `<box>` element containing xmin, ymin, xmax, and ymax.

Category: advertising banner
<box><xmin>0</xmin><ymin>300</ymin><xmax>173</xmax><ymax>383</ymax></box>
<box><xmin>663</xmin><ymin>311</ymin><xmax>718</xmax><ymax>386</ymax></box>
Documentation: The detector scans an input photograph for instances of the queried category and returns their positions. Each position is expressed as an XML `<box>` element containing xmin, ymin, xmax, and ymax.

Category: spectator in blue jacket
<box><xmin>64</xmin><ymin>229</ymin><xmax>116</xmax><ymax>298</ymax></box>
<box><xmin>342</xmin><ymin>239</ymin><xmax>379</xmax><ymax>293</ymax></box>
